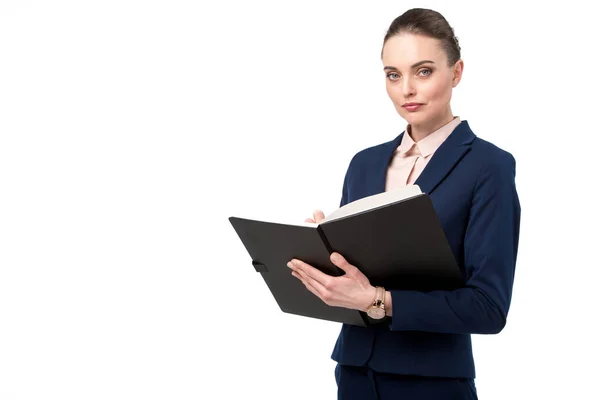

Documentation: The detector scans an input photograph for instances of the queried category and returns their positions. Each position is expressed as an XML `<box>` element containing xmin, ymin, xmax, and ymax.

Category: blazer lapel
<box><xmin>414</xmin><ymin>120</ymin><xmax>476</xmax><ymax>194</ymax></box>
<box><xmin>366</xmin><ymin>133</ymin><xmax>404</xmax><ymax>198</ymax></box>
<box><xmin>373</xmin><ymin>120</ymin><xmax>476</xmax><ymax>196</ymax></box>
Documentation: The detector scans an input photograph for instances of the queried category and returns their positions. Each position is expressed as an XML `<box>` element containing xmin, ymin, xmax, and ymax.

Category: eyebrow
<box><xmin>383</xmin><ymin>60</ymin><xmax>435</xmax><ymax>71</ymax></box>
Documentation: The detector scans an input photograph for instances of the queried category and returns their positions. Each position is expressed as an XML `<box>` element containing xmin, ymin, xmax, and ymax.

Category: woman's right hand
<box><xmin>305</xmin><ymin>210</ymin><xmax>325</xmax><ymax>224</ymax></box>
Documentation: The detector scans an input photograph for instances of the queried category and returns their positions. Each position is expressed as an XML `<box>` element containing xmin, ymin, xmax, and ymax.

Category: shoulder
<box><xmin>469</xmin><ymin>136</ymin><xmax>516</xmax><ymax>179</ymax></box>
<box><xmin>465</xmin><ymin>136</ymin><xmax>518</xmax><ymax>198</ymax></box>
<box><xmin>471</xmin><ymin>136</ymin><xmax>516</xmax><ymax>168</ymax></box>
<box><xmin>345</xmin><ymin>136</ymin><xmax>398</xmax><ymax>173</ymax></box>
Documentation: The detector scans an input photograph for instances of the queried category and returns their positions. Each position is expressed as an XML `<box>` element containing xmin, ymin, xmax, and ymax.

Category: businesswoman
<box><xmin>286</xmin><ymin>8</ymin><xmax>521</xmax><ymax>400</ymax></box>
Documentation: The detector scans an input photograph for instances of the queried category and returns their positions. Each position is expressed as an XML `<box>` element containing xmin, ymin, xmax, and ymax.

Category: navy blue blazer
<box><xmin>330</xmin><ymin>120</ymin><xmax>521</xmax><ymax>379</ymax></box>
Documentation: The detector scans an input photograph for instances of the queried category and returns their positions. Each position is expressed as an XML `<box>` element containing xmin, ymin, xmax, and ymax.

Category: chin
<box><xmin>397</xmin><ymin>108</ymin><xmax>430</xmax><ymax>126</ymax></box>
<box><xmin>402</xmin><ymin>113</ymin><xmax>427</xmax><ymax>126</ymax></box>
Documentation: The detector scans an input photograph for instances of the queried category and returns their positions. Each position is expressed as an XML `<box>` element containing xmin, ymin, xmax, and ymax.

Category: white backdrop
<box><xmin>1</xmin><ymin>1</ymin><xmax>599</xmax><ymax>399</ymax></box>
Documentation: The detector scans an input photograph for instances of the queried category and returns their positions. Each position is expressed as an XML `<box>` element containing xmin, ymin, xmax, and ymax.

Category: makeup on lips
<box><xmin>403</xmin><ymin>103</ymin><xmax>423</xmax><ymax>112</ymax></box>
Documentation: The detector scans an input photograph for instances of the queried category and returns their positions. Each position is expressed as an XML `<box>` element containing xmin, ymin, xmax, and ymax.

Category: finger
<box><xmin>305</xmin><ymin>218</ymin><xmax>315</xmax><ymax>223</ymax></box>
<box><xmin>293</xmin><ymin>270</ymin><xmax>328</xmax><ymax>302</ymax></box>
<box><xmin>313</xmin><ymin>210</ymin><xmax>325</xmax><ymax>223</ymax></box>
<box><xmin>291</xmin><ymin>259</ymin><xmax>332</xmax><ymax>287</ymax></box>
<box><xmin>330</xmin><ymin>252</ymin><xmax>359</xmax><ymax>274</ymax></box>
<box><xmin>294</xmin><ymin>266</ymin><xmax>328</xmax><ymax>296</ymax></box>
<box><xmin>295</xmin><ymin>272</ymin><xmax>323</xmax><ymax>301</ymax></box>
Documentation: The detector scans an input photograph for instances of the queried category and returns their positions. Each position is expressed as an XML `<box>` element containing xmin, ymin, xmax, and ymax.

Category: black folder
<box><xmin>229</xmin><ymin>185</ymin><xmax>463</xmax><ymax>327</ymax></box>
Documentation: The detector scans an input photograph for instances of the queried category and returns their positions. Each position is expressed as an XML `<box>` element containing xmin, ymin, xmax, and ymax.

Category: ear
<box><xmin>452</xmin><ymin>59</ymin><xmax>464</xmax><ymax>88</ymax></box>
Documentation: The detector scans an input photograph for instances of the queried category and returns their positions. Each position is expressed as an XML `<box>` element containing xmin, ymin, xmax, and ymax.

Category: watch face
<box><xmin>367</xmin><ymin>307</ymin><xmax>385</xmax><ymax>319</ymax></box>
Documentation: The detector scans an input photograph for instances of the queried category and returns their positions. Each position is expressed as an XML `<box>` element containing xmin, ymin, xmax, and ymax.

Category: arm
<box><xmin>386</xmin><ymin>155</ymin><xmax>520</xmax><ymax>334</ymax></box>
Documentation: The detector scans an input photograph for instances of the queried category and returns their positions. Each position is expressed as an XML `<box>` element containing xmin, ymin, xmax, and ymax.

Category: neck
<box><xmin>409</xmin><ymin>110</ymin><xmax>454</xmax><ymax>142</ymax></box>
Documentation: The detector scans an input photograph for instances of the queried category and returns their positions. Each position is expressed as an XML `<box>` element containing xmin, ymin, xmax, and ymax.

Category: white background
<box><xmin>1</xmin><ymin>1</ymin><xmax>599</xmax><ymax>399</ymax></box>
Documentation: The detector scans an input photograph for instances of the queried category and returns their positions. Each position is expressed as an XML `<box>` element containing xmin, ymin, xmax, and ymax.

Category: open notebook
<box><xmin>229</xmin><ymin>184</ymin><xmax>462</xmax><ymax>326</ymax></box>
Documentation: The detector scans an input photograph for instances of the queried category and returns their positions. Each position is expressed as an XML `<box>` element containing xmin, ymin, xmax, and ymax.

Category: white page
<box><xmin>231</xmin><ymin>185</ymin><xmax>421</xmax><ymax>228</ymax></box>
<box><xmin>320</xmin><ymin>185</ymin><xmax>422</xmax><ymax>224</ymax></box>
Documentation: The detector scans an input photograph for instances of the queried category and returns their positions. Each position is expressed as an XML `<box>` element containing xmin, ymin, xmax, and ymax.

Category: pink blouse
<box><xmin>385</xmin><ymin>117</ymin><xmax>462</xmax><ymax>191</ymax></box>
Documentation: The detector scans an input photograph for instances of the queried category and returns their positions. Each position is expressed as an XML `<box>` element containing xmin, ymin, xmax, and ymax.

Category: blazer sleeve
<box><xmin>387</xmin><ymin>153</ymin><xmax>521</xmax><ymax>334</ymax></box>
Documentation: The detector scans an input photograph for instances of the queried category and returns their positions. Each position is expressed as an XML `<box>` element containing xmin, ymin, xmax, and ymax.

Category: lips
<box><xmin>402</xmin><ymin>103</ymin><xmax>423</xmax><ymax>112</ymax></box>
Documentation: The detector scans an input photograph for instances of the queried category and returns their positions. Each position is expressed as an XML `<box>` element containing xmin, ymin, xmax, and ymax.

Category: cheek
<box><xmin>385</xmin><ymin>83</ymin><xmax>397</xmax><ymax>101</ymax></box>
<box><xmin>386</xmin><ymin>84</ymin><xmax>404</xmax><ymax>108</ymax></box>
<box><xmin>423</xmin><ymin>77</ymin><xmax>452</xmax><ymax>104</ymax></box>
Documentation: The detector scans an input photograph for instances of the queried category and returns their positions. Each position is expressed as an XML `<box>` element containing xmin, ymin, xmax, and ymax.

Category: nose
<box><xmin>402</xmin><ymin>76</ymin><xmax>416</xmax><ymax>98</ymax></box>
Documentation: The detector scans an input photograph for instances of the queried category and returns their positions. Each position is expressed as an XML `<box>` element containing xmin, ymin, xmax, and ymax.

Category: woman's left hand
<box><xmin>287</xmin><ymin>252</ymin><xmax>376</xmax><ymax>311</ymax></box>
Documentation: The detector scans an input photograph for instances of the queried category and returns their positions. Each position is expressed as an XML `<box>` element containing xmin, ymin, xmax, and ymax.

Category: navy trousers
<box><xmin>335</xmin><ymin>364</ymin><xmax>478</xmax><ymax>400</ymax></box>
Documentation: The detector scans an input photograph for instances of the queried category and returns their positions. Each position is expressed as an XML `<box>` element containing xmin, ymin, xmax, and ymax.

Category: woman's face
<box><xmin>382</xmin><ymin>33</ymin><xmax>462</xmax><ymax>131</ymax></box>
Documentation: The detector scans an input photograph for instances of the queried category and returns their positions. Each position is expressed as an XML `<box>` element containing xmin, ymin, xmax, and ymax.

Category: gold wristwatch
<box><xmin>366</xmin><ymin>286</ymin><xmax>386</xmax><ymax>319</ymax></box>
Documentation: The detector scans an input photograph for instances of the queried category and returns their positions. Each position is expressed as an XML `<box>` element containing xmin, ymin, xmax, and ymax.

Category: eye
<box><xmin>386</xmin><ymin>72</ymin><xmax>400</xmax><ymax>81</ymax></box>
<box><xmin>418</xmin><ymin>68</ymin><xmax>432</xmax><ymax>76</ymax></box>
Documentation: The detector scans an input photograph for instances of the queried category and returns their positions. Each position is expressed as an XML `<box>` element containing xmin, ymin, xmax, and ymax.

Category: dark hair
<box><xmin>381</xmin><ymin>8</ymin><xmax>461</xmax><ymax>66</ymax></box>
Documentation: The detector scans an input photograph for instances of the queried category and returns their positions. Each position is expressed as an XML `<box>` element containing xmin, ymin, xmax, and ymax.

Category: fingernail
<box><xmin>331</xmin><ymin>253</ymin><xmax>340</xmax><ymax>262</ymax></box>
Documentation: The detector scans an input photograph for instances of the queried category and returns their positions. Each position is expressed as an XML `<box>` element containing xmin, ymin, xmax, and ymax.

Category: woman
<box><xmin>286</xmin><ymin>8</ymin><xmax>521</xmax><ymax>400</ymax></box>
